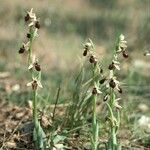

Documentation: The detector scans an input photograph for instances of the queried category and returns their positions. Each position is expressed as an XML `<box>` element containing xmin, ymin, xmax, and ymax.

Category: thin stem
<box><xmin>112</xmin><ymin>127</ymin><xmax>117</xmax><ymax>146</ymax></box>
<box><xmin>91</xmin><ymin>64</ymin><xmax>98</xmax><ymax>150</ymax></box>
<box><xmin>33</xmin><ymin>89</ymin><xmax>38</xmax><ymax>125</ymax></box>
<box><xmin>92</xmin><ymin>95</ymin><xmax>96</xmax><ymax>125</ymax></box>
<box><xmin>107</xmin><ymin>101</ymin><xmax>118</xmax><ymax>148</ymax></box>
<box><xmin>106</xmin><ymin>102</ymin><xmax>115</xmax><ymax>126</ymax></box>
<box><xmin>108</xmin><ymin>71</ymin><xmax>118</xmax><ymax>148</ymax></box>
<box><xmin>92</xmin><ymin>95</ymin><xmax>97</xmax><ymax>150</ymax></box>
<box><xmin>52</xmin><ymin>86</ymin><xmax>61</xmax><ymax>121</ymax></box>
<box><xmin>28</xmin><ymin>27</ymin><xmax>34</xmax><ymax>66</ymax></box>
<box><xmin>93</xmin><ymin>65</ymin><xmax>97</xmax><ymax>124</ymax></box>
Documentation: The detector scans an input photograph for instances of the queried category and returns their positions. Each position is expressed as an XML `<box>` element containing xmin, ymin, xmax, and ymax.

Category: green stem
<box><xmin>92</xmin><ymin>95</ymin><xmax>98</xmax><ymax>150</ymax></box>
<box><xmin>110</xmin><ymin>88</ymin><xmax>115</xmax><ymax>107</ymax></box>
<box><xmin>108</xmin><ymin>70</ymin><xmax>118</xmax><ymax>148</ymax></box>
<box><xmin>92</xmin><ymin>64</ymin><xmax>97</xmax><ymax>124</ymax></box>
<box><xmin>33</xmin><ymin>89</ymin><xmax>38</xmax><ymax>126</ymax></box>
<box><xmin>91</xmin><ymin>64</ymin><xmax>98</xmax><ymax>150</ymax></box>
<box><xmin>112</xmin><ymin>126</ymin><xmax>117</xmax><ymax>145</ymax></box>
<box><xmin>110</xmin><ymin>89</ymin><xmax>118</xmax><ymax>147</ymax></box>
<box><xmin>92</xmin><ymin>95</ymin><xmax>96</xmax><ymax>126</ymax></box>
<box><xmin>106</xmin><ymin>102</ymin><xmax>115</xmax><ymax>126</ymax></box>
<box><xmin>28</xmin><ymin>27</ymin><xmax>34</xmax><ymax>66</ymax></box>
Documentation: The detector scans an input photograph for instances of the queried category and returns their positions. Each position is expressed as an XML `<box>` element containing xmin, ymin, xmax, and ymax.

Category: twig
<box><xmin>52</xmin><ymin>86</ymin><xmax>61</xmax><ymax>121</ymax></box>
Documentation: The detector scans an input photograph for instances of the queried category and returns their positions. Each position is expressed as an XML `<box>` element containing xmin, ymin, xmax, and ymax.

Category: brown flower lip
<box><xmin>99</xmin><ymin>78</ymin><xmax>106</xmax><ymax>84</ymax></box>
<box><xmin>122</xmin><ymin>51</ymin><xmax>128</xmax><ymax>58</ymax></box>
<box><xmin>89</xmin><ymin>55</ymin><xmax>94</xmax><ymax>63</ymax></box>
<box><xmin>34</xmin><ymin>62</ymin><xmax>41</xmax><ymax>71</ymax></box>
<box><xmin>109</xmin><ymin>79</ymin><xmax>116</xmax><ymax>88</ymax></box>
<box><xmin>24</xmin><ymin>14</ymin><xmax>30</xmax><ymax>22</ymax></box>
<box><xmin>32</xmin><ymin>80</ymin><xmax>38</xmax><ymax>90</ymax></box>
<box><xmin>100</xmin><ymin>68</ymin><xmax>103</xmax><ymax>74</ymax></box>
<box><xmin>27</xmin><ymin>33</ymin><xmax>31</xmax><ymax>39</ymax></box>
<box><xmin>89</xmin><ymin>55</ymin><xmax>97</xmax><ymax>64</ymax></box>
<box><xmin>92</xmin><ymin>87</ymin><xmax>98</xmax><ymax>95</ymax></box>
<box><xmin>108</xmin><ymin>62</ymin><xmax>115</xmax><ymax>70</ymax></box>
<box><xmin>35</xmin><ymin>21</ymin><xmax>40</xmax><ymax>29</ymax></box>
<box><xmin>27</xmin><ymin>77</ymin><xmax>43</xmax><ymax>90</ymax></box>
<box><xmin>83</xmin><ymin>49</ymin><xmax>88</xmax><ymax>56</ymax></box>
<box><xmin>19</xmin><ymin>46</ymin><xmax>25</xmax><ymax>54</ymax></box>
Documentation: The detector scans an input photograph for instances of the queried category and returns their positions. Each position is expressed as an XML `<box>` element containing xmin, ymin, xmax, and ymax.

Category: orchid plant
<box><xmin>19</xmin><ymin>9</ymin><xmax>46</xmax><ymax>149</ymax></box>
<box><xmin>99</xmin><ymin>34</ymin><xmax>128</xmax><ymax>150</ymax></box>
<box><xmin>83</xmin><ymin>39</ymin><xmax>102</xmax><ymax>150</ymax></box>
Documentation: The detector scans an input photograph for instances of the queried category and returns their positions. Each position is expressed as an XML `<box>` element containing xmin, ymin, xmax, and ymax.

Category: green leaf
<box><xmin>53</xmin><ymin>135</ymin><xmax>66</xmax><ymax>145</ymax></box>
<box><xmin>34</xmin><ymin>121</ymin><xmax>46</xmax><ymax>149</ymax></box>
